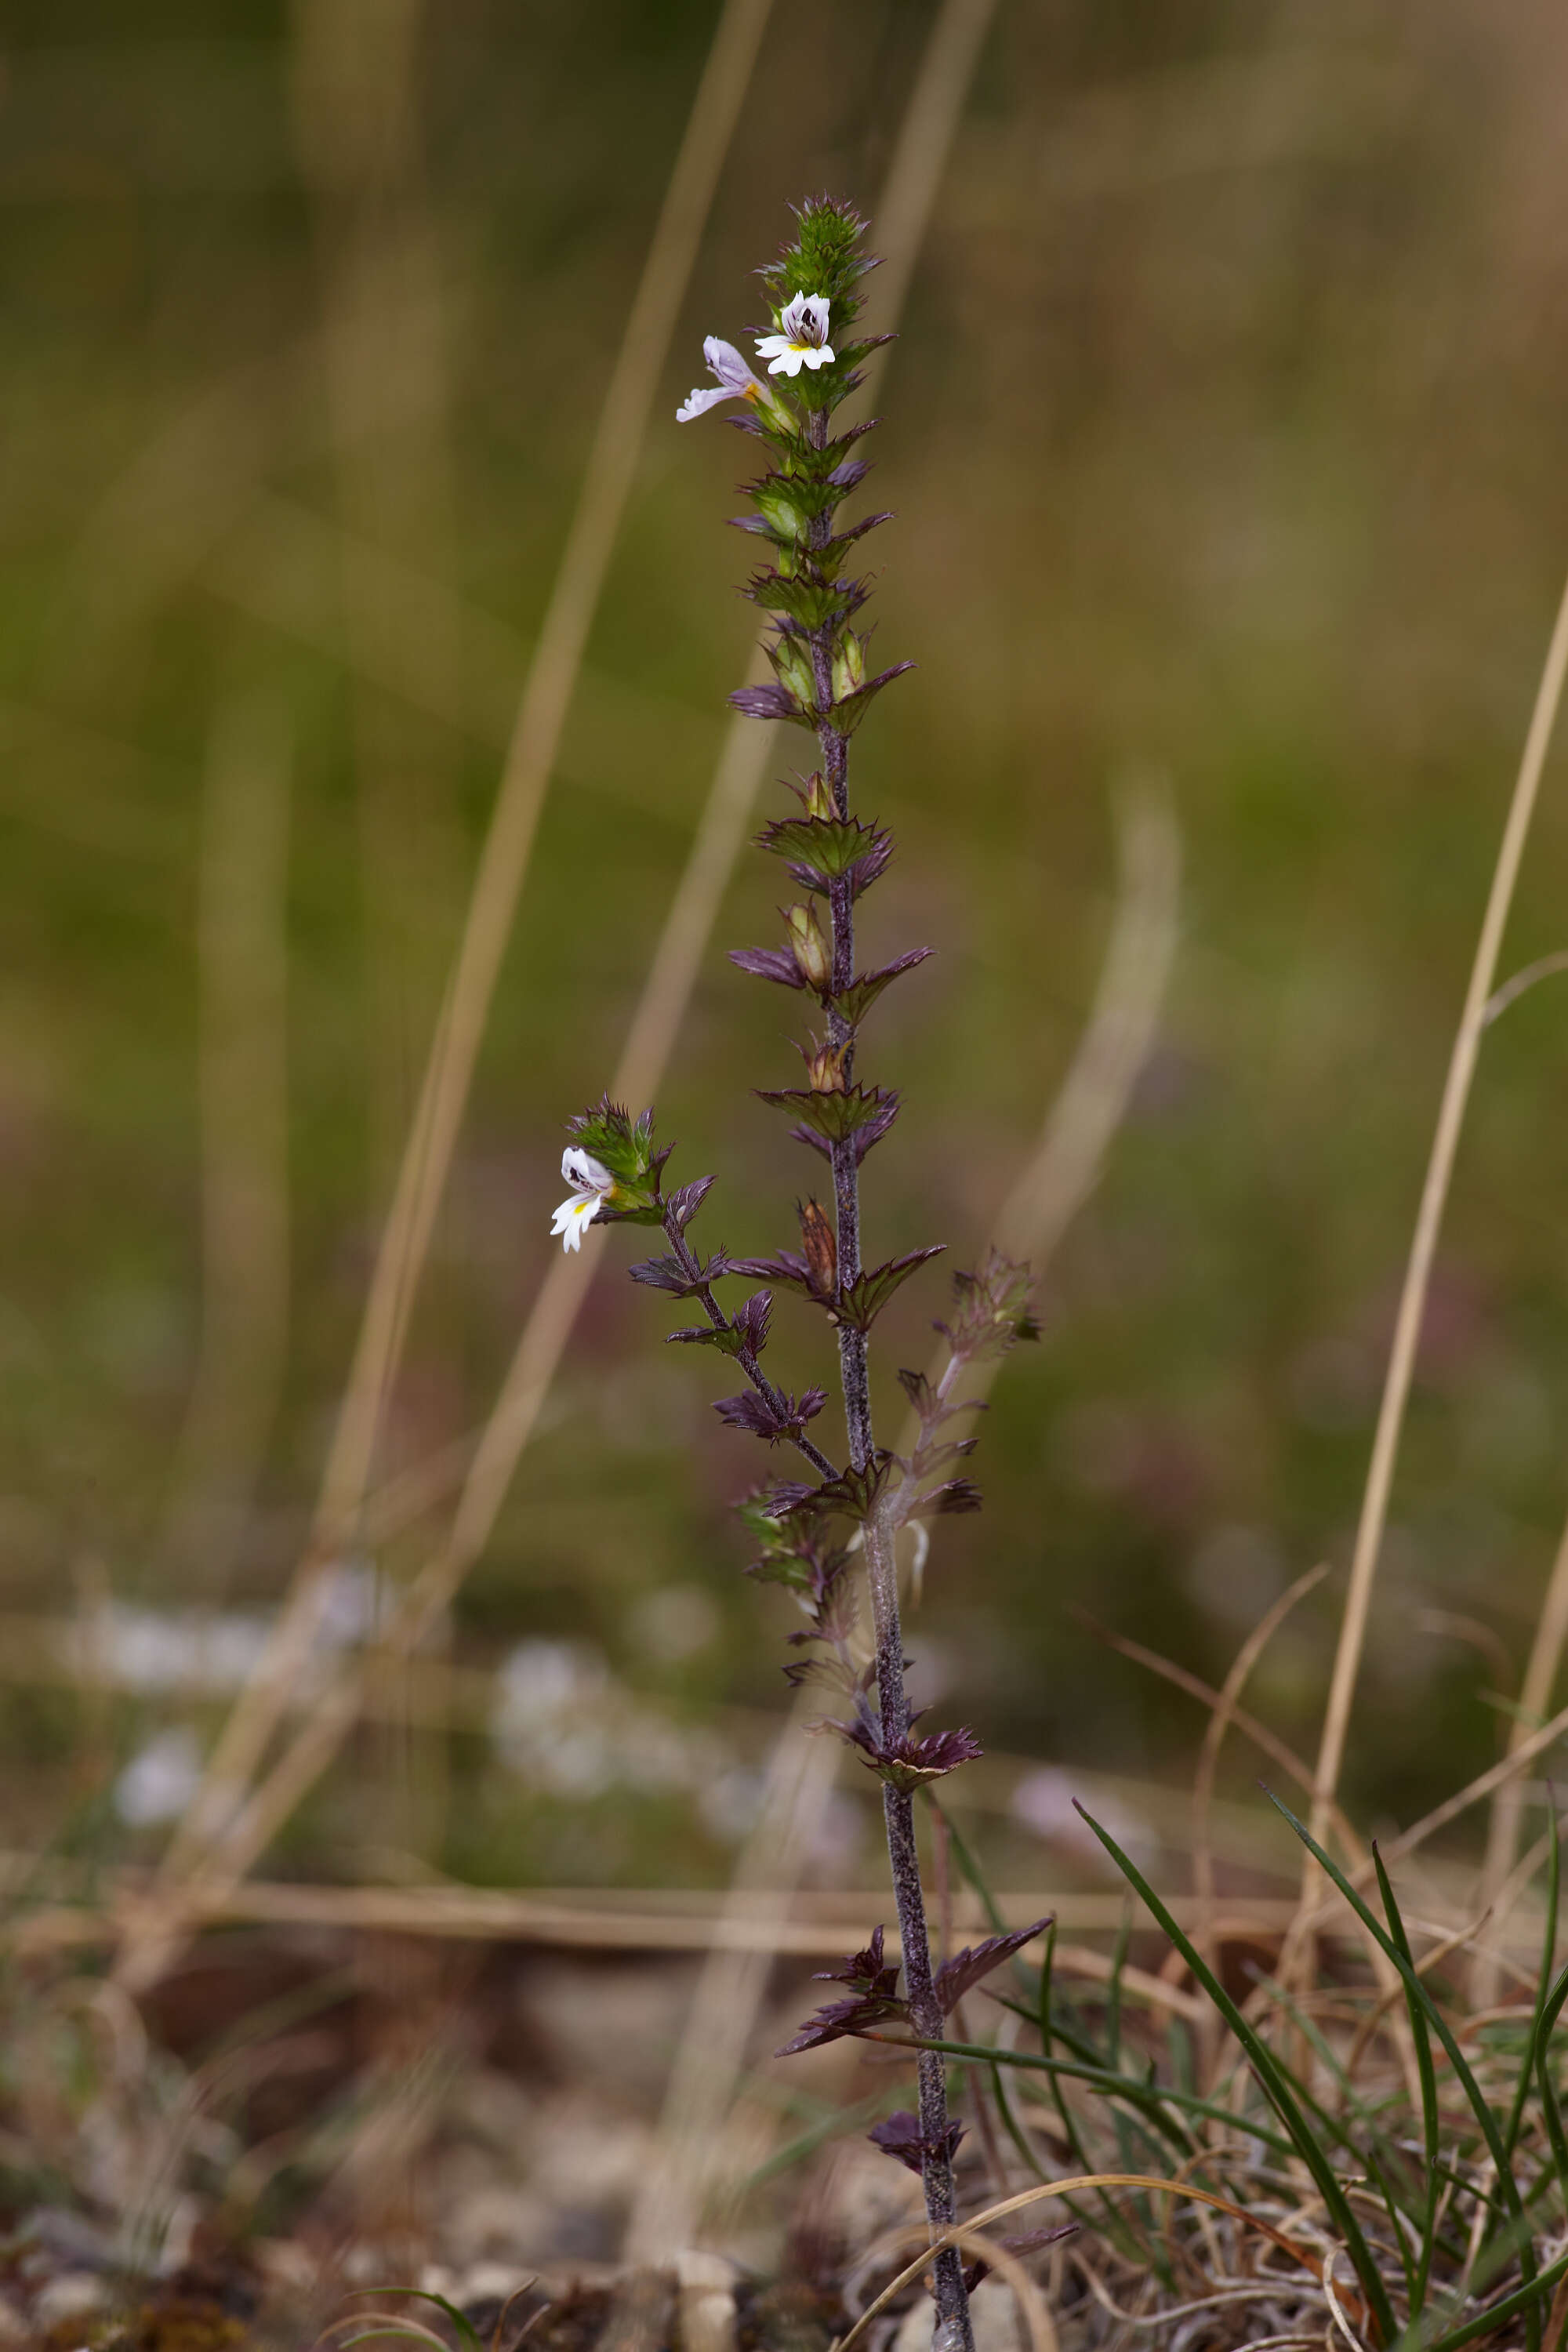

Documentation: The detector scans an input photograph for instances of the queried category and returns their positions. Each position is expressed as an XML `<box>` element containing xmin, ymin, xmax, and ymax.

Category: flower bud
<box><xmin>797</xmin><ymin>1197</ymin><xmax>837</xmax><ymax>1298</ymax></box>
<box><xmin>832</xmin><ymin>633</ymin><xmax>866</xmax><ymax>699</ymax></box>
<box><xmin>804</xmin><ymin>1036</ymin><xmax>849</xmax><ymax>1094</ymax></box>
<box><xmin>783</xmin><ymin>902</ymin><xmax>831</xmax><ymax>991</ymax></box>
<box><xmin>797</xmin><ymin>772</ymin><xmax>833</xmax><ymax>818</ymax></box>
<box><xmin>773</xmin><ymin>637</ymin><xmax>816</xmax><ymax>707</ymax></box>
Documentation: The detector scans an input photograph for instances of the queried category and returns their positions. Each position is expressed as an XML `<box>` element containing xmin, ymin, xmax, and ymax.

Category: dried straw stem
<box><xmin>1475</xmin><ymin>1500</ymin><xmax>1568</xmax><ymax>2003</ymax></box>
<box><xmin>1307</xmin><ymin>568</ymin><xmax>1568</xmax><ymax>1869</ymax></box>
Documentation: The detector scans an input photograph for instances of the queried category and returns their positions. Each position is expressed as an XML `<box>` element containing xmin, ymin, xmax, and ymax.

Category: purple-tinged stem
<box><xmin>659</xmin><ymin>1206</ymin><xmax>838</xmax><ymax>1482</ymax></box>
<box><xmin>802</xmin><ymin>409</ymin><xmax>973</xmax><ymax>2352</ymax></box>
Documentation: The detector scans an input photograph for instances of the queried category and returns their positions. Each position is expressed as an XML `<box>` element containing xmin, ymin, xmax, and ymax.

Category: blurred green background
<box><xmin>5</xmin><ymin>0</ymin><xmax>1568</xmax><ymax>1894</ymax></box>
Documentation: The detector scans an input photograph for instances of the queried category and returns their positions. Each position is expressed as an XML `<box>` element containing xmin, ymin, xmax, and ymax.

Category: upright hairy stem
<box><xmin>806</xmin><ymin>419</ymin><xmax>973</xmax><ymax>2352</ymax></box>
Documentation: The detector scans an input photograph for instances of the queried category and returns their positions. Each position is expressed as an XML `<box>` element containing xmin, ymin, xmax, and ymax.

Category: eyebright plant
<box><xmin>554</xmin><ymin>198</ymin><xmax>1043</xmax><ymax>2352</ymax></box>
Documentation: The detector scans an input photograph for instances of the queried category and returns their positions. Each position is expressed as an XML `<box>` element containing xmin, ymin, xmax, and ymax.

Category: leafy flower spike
<box><xmin>557</xmin><ymin>201</ymin><xmax>1035</xmax><ymax>2352</ymax></box>
<box><xmin>550</xmin><ymin>1146</ymin><xmax>615</xmax><ymax>1252</ymax></box>
<box><xmin>756</xmin><ymin>289</ymin><xmax>833</xmax><ymax>376</ymax></box>
<box><xmin>676</xmin><ymin>335</ymin><xmax>768</xmax><ymax>423</ymax></box>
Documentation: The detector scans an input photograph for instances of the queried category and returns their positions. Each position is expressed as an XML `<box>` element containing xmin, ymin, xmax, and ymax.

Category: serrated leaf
<box><xmin>756</xmin><ymin>1082</ymin><xmax>898</xmax><ymax>1144</ymax></box>
<box><xmin>827</xmin><ymin>949</ymin><xmax>934</xmax><ymax>1025</ymax></box>
<box><xmin>906</xmin><ymin>1476</ymin><xmax>983</xmax><ymax>1519</ymax></box>
<box><xmin>833</xmin><ymin>659</ymin><xmax>916</xmax><ymax>735</ymax></box>
<box><xmin>714</xmin><ymin>1384</ymin><xmax>826</xmax><ymax>1443</ymax></box>
<box><xmin>729</xmin><ymin>946</ymin><xmax>805</xmax><ymax>989</ymax></box>
<box><xmin>729</xmin><ymin>681</ymin><xmax>804</xmax><ymax>724</ymax></box>
<box><xmin>935</xmin><ymin>1918</ymin><xmax>1053</xmax><ymax>2016</ymax></box>
<box><xmin>728</xmin><ymin>1249</ymin><xmax>819</xmax><ymax>1302</ymax></box>
<box><xmin>666</xmin><ymin>1322</ymin><xmax>746</xmax><ymax>1356</ymax></box>
<box><xmin>628</xmin><ymin>1248</ymin><xmax>731</xmax><ymax>1298</ymax></box>
<box><xmin>836</xmin><ymin>1246</ymin><xmax>945</xmax><ymax>1334</ymax></box>
<box><xmin>779</xmin><ymin>1454</ymin><xmax>893</xmax><ymax>1526</ymax></box>
<box><xmin>666</xmin><ymin>1175</ymin><xmax>715</xmax><ymax>1231</ymax></box>
<box><xmin>786</xmin><ymin>834</ymin><xmax>895</xmax><ymax>901</ymax></box>
<box><xmin>790</xmin><ymin>1093</ymin><xmax>900</xmax><ymax>1165</ymax></box>
<box><xmin>757</xmin><ymin>813</ymin><xmax>890</xmax><ymax>880</ymax></box>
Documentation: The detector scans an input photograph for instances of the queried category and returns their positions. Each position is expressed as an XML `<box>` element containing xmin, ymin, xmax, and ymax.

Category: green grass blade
<box><xmin>1420</xmin><ymin>2244</ymin><xmax>1568</xmax><ymax>2352</ymax></box>
<box><xmin>1504</xmin><ymin>1800</ymin><xmax>1562</xmax><ymax>2166</ymax></box>
<box><xmin>1063</xmin><ymin>1806</ymin><xmax>1400</xmax><ymax>2347</ymax></box>
<box><xmin>1105</xmin><ymin>1899</ymin><xmax>1131</xmax><ymax>2070</ymax></box>
<box><xmin>926</xmin><ymin>1792</ymin><xmax>1008</xmax><ymax>1936</ymax></box>
<box><xmin>1266</xmin><ymin>1793</ymin><xmax>1541</xmax><ymax>2352</ymax></box>
<box><xmin>1532</xmin><ymin>1955</ymin><xmax>1568</xmax><ymax>2201</ymax></box>
<box><xmin>1246</xmin><ymin>1963</ymin><xmax>1422</xmax><ymax>2303</ymax></box>
<box><xmin>1373</xmin><ymin>1844</ymin><xmax>1440</xmax><ymax>2319</ymax></box>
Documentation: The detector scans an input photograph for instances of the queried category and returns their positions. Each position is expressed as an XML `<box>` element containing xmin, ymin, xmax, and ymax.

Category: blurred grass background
<box><xmin>5</xmin><ymin>0</ymin><xmax>1568</xmax><ymax>1892</ymax></box>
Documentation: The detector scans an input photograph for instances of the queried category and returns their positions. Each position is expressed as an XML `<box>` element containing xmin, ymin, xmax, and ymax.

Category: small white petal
<box><xmin>561</xmin><ymin>1145</ymin><xmax>613</xmax><ymax>1191</ymax></box>
<box><xmin>551</xmin><ymin>1189</ymin><xmax>602</xmax><ymax>1252</ymax></box>
<box><xmin>767</xmin><ymin>348</ymin><xmax>806</xmax><ymax>378</ymax></box>
<box><xmin>800</xmin><ymin>344</ymin><xmax>835</xmax><ymax>370</ymax></box>
<box><xmin>754</xmin><ymin>333</ymin><xmax>789</xmax><ymax>361</ymax></box>
<box><xmin>677</xmin><ymin>383</ymin><xmax>731</xmax><ymax>423</ymax></box>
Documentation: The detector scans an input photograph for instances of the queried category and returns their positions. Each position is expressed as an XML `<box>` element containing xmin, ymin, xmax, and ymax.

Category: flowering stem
<box><xmin>804</xmin><ymin>412</ymin><xmax>974</xmax><ymax>2352</ymax></box>
<box><xmin>659</xmin><ymin>1206</ymin><xmax>838</xmax><ymax>1482</ymax></box>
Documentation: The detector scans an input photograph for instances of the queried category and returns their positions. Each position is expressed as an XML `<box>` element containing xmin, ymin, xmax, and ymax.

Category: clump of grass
<box><xmin>823</xmin><ymin>1791</ymin><xmax>1568</xmax><ymax>2352</ymax></box>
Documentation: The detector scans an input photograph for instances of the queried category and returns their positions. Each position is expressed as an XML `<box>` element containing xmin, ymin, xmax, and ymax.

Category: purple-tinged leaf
<box><xmin>775</xmin><ymin>1454</ymin><xmax>893</xmax><ymax>1526</ymax></box>
<box><xmin>783</xmin><ymin>828</ymin><xmax>897</xmax><ymax>900</ymax></box>
<box><xmin>775</xmin><ymin>1990</ymin><xmax>909</xmax><ymax>2057</ymax></box>
<box><xmin>729</xmin><ymin>682</ymin><xmax>803</xmax><ymax>724</ymax></box>
<box><xmin>934</xmin><ymin>1918</ymin><xmax>1053</xmax><ymax>2016</ymax></box>
<box><xmin>836</xmin><ymin>1721</ymin><xmax>984</xmax><ymax>1791</ymax></box>
<box><xmin>906</xmin><ymin>1477</ymin><xmax>983</xmax><ymax>1519</ymax></box>
<box><xmin>827</xmin><ymin>949</ymin><xmax>934</xmax><ymax>1028</ymax></box>
<box><xmin>824</xmin><ymin>508</ymin><xmax>894</xmax><ymax>557</ymax></box>
<box><xmin>757</xmin><ymin>813</ymin><xmax>889</xmax><ymax>881</ymax></box>
<box><xmin>935</xmin><ymin>1250</ymin><xmax>1040</xmax><ymax>1356</ymax></box>
<box><xmin>825</xmin><ymin>456</ymin><xmax>870</xmax><ymax>492</ymax></box>
<box><xmin>833</xmin><ymin>660</ymin><xmax>917</xmax><ymax>738</ymax></box>
<box><xmin>790</xmin><ymin>1094</ymin><xmax>899</xmax><ymax>1166</ymax></box>
<box><xmin>757</xmin><ymin>1083</ymin><xmax>898</xmax><ymax>1146</ymax></box>
<box><xmin>666</xmin><ymin>1323</ymin><xmax>735</xmax><ymax>1351</ymax></box>
<box><xmin>815</xmin><ymin>1923</ymin><xmax>899</xmax><ymax>1995</ymax></box>
<box><xmin>734</xmin><ymin>1290</ymin><xmax>773</xmax><ymax>1355</ymax></box>
<box><xmin>629</xmin><ymin>1247</ymin><xmax>732</xmax><ymax>1298</ymax></box>
<box><xmin>868</xmin><ymin>2111</ymin><xmax>966</xmax><ymax>2176</ymax></box>
<box><xmin>666</xmin><ymin>1175</ymin><xmax>716</xmax><ymax>1232</ymax></box>
<box><xmin>836</xmin><ymin>1247</ymin><xmax>945</xmax><ymax>1336</ymax></box>
<box><xmin>729</xmin><ymin>946</ymin><xmax>805</xmax><ymax>989</ymax></box>
<box><xmin>728</xmin><ymin>1250</ymin><xmax>819</xmax><ymax>1303</ymax></box>
<box><xmin>713</xmin><ymin>1385</ymin><xmax>826</xmax><ymax>1445</ymax></box>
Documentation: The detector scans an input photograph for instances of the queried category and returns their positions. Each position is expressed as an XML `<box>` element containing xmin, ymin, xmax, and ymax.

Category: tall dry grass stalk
<box><xmin>161</xmin><ymin>697</ymin><xmax>292</xmax><ymax>1588</ymax></box>
<box><xmin>292</xmin><ymin>0</ymin><xmax>465</xmax><ymax>1199</ymax></box>
<box><xmin>149</xmin><ymin>0</ymin><xmax>774</xmax><ymax>1916</ymax></box>
<box><xmin>1476</xmin><ymin>1508</ymin><xmax>1568</xmax><ymax>2002</ymax></box>
<box><xmin>1305</xmin><ymin>567</ymin><xmax>1568</xmax><ymax>1878</ymax></box>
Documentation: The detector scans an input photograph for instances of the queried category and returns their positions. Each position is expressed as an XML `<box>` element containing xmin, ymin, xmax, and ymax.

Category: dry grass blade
<box><xmin>1308</xmin><ymin>565</ymin><xmax>1568</xmax><ymax>1865</ymax></box>
<box><xmin>150</xmin><ymin>0</ymin><xmax>773</xmax><ymax>1911</ymax></box>
<box><xmin>833</xmin><ymin>2176</ymin><xmax>1336</xmax><ymax>2352</ymax></box>
<box><xmin>1075</xmin><ymin>1613</ymin><xmax>1366</xmax><ymax>1867</ymax></box>
<box><xmin>1192</xmin><ymin>1566</ymin><xmax>1329</xmax><ymax>1958</ymax></box>
<box><xmin>1476</xmin><ymin>1499</ymin><xmax>1568</xmax><ymax>2003</ymax></box>
<box><xmin>849</xmin><ymin>2220</ymin><xmax>1059</xmax><ymax>2352</ymax></box>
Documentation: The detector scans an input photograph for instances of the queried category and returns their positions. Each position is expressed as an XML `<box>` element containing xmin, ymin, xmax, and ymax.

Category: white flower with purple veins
<box><xmin>756</xmin><ymin>291</ymin><xmax>834</xmax><ymax>378</ymax></box>
<box><xmin>677</xmin><ymin>336</ymin><xmax>768</xmax><ymax>423</ymax></box>
<box><xmin>551</xmin><ymin>1145</ymin><xmax>615</xmax><ymax>1251</ymax></box>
